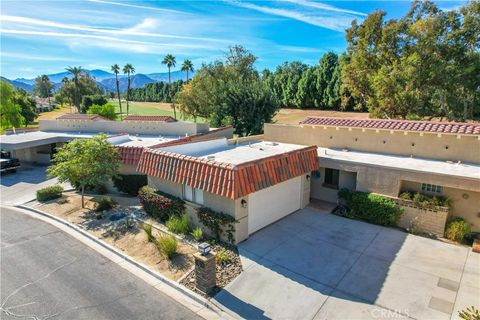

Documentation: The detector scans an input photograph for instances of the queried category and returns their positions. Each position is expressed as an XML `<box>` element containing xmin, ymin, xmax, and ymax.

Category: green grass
<box><xmin>109</xmin><ymin>100</ymin><xmax>207</xmax><ymax>123</ymax></box>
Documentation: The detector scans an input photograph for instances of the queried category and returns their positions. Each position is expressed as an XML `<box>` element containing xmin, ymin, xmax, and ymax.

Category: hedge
<box><xmin>197</xmin><ymin>207</ymin><xmax>237</xmax><ymax>243</ymax></box>
<box><xmin>138</xmin><ymin>186</ymin><xmax>185</xmax><ymax>221</ymax></box>
<box><xmin>338</xmin><ymin>189</ymin><xmax>403</xmax><ymax>227</ymax></box>
<box><xmin>36</xmin><ymin>185</ymin><xmax>64</xmax><ymax>202</ymax></box>
<box><xmin>112</xmin><ymin>174</ymin><xmax>148</xmax><ymax>195</ymax></box>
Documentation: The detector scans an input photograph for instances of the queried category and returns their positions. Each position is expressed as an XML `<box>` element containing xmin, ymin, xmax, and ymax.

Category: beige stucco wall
<box><xmin>264</xmin><ymin>124</ymin><xmax>480</xmax><ymax>163</ymax></box>
<box><xmin>13</xmin><ymin>145</ymin><xmax>52</xmax><ymax>164</ymax></box>
<box><xmin>310</xmin><ymin>167</ymin><xmax>357</xmax><ymax>203</ymax></box>
<box><xmin>39</xmin><ymin>119</ymin><xmax>209</xmax><ymax>136</ymax></box>
<box><xmin>400</xmin><ymin>180</ymin><xmax>480</xmax><ymax>232</ymax></box>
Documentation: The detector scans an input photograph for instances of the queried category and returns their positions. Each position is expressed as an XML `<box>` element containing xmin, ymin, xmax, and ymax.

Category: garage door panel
<box><xmin>248</xmin><ymin>176</ymin><xmax>302</xmax><ymax>234</ymax></box>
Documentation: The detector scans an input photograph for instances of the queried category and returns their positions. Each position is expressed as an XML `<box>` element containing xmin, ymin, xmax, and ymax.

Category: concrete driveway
<box><xmin>0</xmin><ymin>163</ymin><xmax>70</xmax><ymax>205</ymax></box>
<box><xmin>214</xmin><ymin>207</ymin><xmax>479</xmax><ymax>320</ymax></box>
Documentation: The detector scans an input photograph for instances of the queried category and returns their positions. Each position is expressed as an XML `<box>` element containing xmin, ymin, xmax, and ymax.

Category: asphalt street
<box><xmin>0</xmin><ymin>207</ymin><xmax>201</xmax><ymax>320</ymax></box>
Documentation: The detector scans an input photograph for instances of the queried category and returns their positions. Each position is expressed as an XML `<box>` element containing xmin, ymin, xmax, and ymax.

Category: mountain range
<box><xmin>3</xmin><ymin>69</ymin><xmax>191</xmax><ymax>93</ymax></box>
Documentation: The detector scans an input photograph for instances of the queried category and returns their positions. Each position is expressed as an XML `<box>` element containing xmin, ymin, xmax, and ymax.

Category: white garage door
<box><xmin>248</xmin><ymin>176</ymin><xmax>302</xmax><ymax>234</ymax></box>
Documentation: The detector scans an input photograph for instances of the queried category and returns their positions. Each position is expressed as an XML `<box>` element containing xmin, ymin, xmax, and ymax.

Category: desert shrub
<box><xmin>166</xmin><ymin>214</ymin><xmax>190</xmax><ymax>234</ymax></box>
<box><xmin>138</xmin><ymin>186</ymin><xmax>185</xmax><ymax>221</ymax></box>
<box><xmin>459</xmin><ymin>306</ymin><xmax>480</xmax><ymax>320</ymax></box>
<box><xmin>399</xmin><ymin>191</ymin><xmax>413</xmax><ymax>200</ymax></box>
<box><xmin>57</xmin><ymin>198</ymin><xmax>68</xmax><ymax>205</ymax></box>
<box><xmin>155</xmin><ymin>235</ymin><xmax>177</xmax><ymax>259</ymax></box>
<box><xmin>215</xmin><ymin>248</ymin><xmax>231</xmax><ymax>265</ymax></box>
<box><xmin>191</xmin><ymin>227</ymin><xmax>203</xmax><ymax>241</ymax></box>
<box><xmin>197</xmin><ymin>207</ymin><xmax>237</xmax><ymax>243</ymax></box>
<box><xmin>142</xmin><ymin>223</ymin><xmax>154</xmax><ymax>242</ymax></box>
<box><xmin>36</xmin><ymin>185</ymin><xmax>63</xmax><ymax>202</ymax></box>
<box><xmin>338</xmin><ymin>189</ymin><xmax>403</xmax><ymax>227</ymax></box>
<box><xmin>445</xmin><ymin>217</ymin><xmax>471</xmax><ymax>242</ymax></box>
<box><xmin>94</xmin><ymin>196</ymin><xmax>117</xmax><ymax>212</ymax></box>
<box><xmin>112</xmin><ymin>174</ymin><xmax>147</xmax><ymax>195</ymax></box>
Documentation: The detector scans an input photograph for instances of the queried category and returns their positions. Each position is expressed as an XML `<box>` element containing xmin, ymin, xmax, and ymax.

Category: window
<box><xmin>182</xmin><ymin>185</ymin><xmax>204</xmax><ymax>205</ymax></box>
<box><xmin>422</xmin><ymin>183</ymin><xmax>442</xmax><ymax>194</ymax></box>
<box><xmin>323</xmin><ymin>168</ymin><xmax>340</xmax><ymax>189</ymax></box>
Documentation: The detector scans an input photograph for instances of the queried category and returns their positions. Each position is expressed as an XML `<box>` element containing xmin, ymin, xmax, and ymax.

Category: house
<box><xmin>35</xmin><ymin>97</ymin><xmax>55</xmax><ymax>112</ymax></box>
<box><xmin>137</xmin><ymin>137</ymin><xmax>318</xmax><ymax>243</ymax></box>
<box><xmin>263</xmin><ymin>117</ymin><xmax>480</xmax><ymax>234</ymax></box>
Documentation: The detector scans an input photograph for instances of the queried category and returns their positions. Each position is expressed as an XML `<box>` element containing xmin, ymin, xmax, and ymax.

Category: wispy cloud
<box><xmin>224</xmin><ymin>0</ymin><xmax>361</xmax><ymax>32</ymax></box>
<box><xmin>0</xmin><ymin>15</ymin><xmax>228</xmax><ymax>43</ymax></box>
<box><xmin>284</xmin><ymin>0</ymin><xmax>366</xmax><ymax>17</ymax></box>
<box><xmin>1</xmin><ymin>52</ymin><xmax>75</xmax><ymax>62</ymax></box>
<box><xmin>86</xmin><ymin>0</ymin><xmax>187</xmax><ymax>14</ymax></box>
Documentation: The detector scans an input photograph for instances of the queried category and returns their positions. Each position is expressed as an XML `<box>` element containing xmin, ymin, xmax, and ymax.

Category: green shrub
<box><xmin>36</xmin><ymin>185</ymin><xmax>63</xmax><ymax>202</ymax></box>
<box><xmin>215</xmin><ymin>248</ymin><xmax>231</xmax><ymax>265</ymax></box>
<box><xmin>399</xmin><ymin>190</ymin><xmax>450</xmax><ymax>208</ymax></box>
<box><xmin>94</xmin><ymin>196</ymin><xmax>117</xmax><ymax>212</ymax></box>
<box><xmin>338</xmin><ymin>189</ymin><xmax>403</xmax><ymax>227</ymax></box>
<box><xmin>191</xmin><ymin>227</ymin><xmax>203</xmax><ymax>241</ymax></box>
<box><xmin>445</xmin><ymin>217</ymin><xmax>471</xmax><ymax>242</ymax></box>
<box><xmin>142</xmin><ymin>223</ymin><xmax>154</xmax><ymax>242</ymax></box>
<box><xmin>155</xmin><ymin>235</ymin><xmax>177</xmax><ymax>259</ymax></box>
<box><xmin>197</xmin><ymin>207</ymin><xmax>237</xmax><ymax>243</ymax></box>
<box><xmin>166</xmin><ymin>214</ymin><xmax>190</xmax><ymax>234</ymax></box>
<box><xmin>138</xmin><ymin>186</ymin><xmax>185</xmax><ymax>221</ymax></box>
<box><xmin>399</xmin><ymin>191</ymin><xmax>412</xmax><ymax>200</ymax></box>
<box><xmin>112</xmin><ymin>174</ymin><xmax>147</xmax><ymax>195</ymax></box>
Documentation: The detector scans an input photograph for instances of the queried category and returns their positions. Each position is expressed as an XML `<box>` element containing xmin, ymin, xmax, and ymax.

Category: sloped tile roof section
<box><xmin>300</xmin><ymin>117</ymin><xmax>480</xmax><ymax>135</ymax></box>
<box><xmin>123</xmin><ymin>115</ymin><xmax>177</xmax><ymax>122</ymax></box>
<box><xmin>137</xmin><ymin>146</ymin><xmax>319</xmax><ymax>199</ymax></box>
<box><xmin>56</xmin><ymin>114</ymin><xmax>112</xmax><ymax>121</ymax></box>
<box><xmin>117</xmin><ymin>146</ymin><xmax>145</xmax><ymax>165</ymax></box>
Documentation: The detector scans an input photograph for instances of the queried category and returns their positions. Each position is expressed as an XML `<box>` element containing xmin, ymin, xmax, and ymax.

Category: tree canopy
<box><xmin>48</xmin><ymin>135</ymin><xmax>120</xmax><ymax>207</ymax></box>
<box><xmin>0</xmin><ymin>80</ymin><xmax>24</xmax><ymax>129</ymax></box>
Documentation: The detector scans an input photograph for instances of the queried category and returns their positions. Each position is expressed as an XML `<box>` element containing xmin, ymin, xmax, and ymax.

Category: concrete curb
<box><xmin>14</xmin><ymin>204</ymin><xmax>235</xmax><ymax>320</ymax></box>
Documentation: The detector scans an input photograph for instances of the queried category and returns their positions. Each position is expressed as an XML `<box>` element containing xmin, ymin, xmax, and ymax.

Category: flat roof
<box><xmin>1</xmin><ymin>131</ymin><xmax>110</xmax><ymax>150</ymax></box>
<box><xmin>108</xmin><ymin>134</ymin><xmax>179</xmax><ymax>148</ymax></box>
<box><xmin>159</xmin><ymin>139</ymin><xmax>308</xmax><ymax>165</ymax></box>
<box><xmin>318</xmin><ymin>147</ymin><xmax>480</xmax><ymax>180</ymax></box>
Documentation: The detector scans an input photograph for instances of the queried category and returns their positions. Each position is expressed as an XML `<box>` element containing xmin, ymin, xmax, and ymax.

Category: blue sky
<box><xmin>1</xmin><ymin>0</ymin><xmax>465</xmax><ymax>79</ymax></box>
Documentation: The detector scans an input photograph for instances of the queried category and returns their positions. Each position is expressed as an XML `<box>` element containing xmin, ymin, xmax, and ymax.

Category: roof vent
<box><xmin>266</xmin><ymin>142</ymin><xmax>279</xmax><ymax>146</ymax></box>
<box><xmin>207</xmin><ymin>155</ymin><xmax>215</xmax><ymax>160</ymax></box>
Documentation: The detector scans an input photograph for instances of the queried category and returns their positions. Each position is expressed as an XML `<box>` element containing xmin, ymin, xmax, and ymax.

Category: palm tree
<box><xmin>122</xmin><ymin>64</ymin><xmax>135</xmax><ymax>116</ymax></box>
<box><xmin>181</xmin><ymin>59</ymin><xmax>194</xmax><ymax>82</ymax></box>
<box><xmin>111</xmin><ymin>64</ymin><xmax>123</xmax><ymax>119</ymax></box>
<box><xmin>162</xmin><ymin>54</ymin><xmax>177</xmax><ymax>119</ymax></box>
<box><xmin>65</xmin><ymin>66</ymin><xmax>84</xmax><ymax>113</ymax></box>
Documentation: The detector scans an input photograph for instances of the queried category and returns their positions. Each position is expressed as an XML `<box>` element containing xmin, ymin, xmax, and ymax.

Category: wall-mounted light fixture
<box><xmin>241</xmin><ymin>199</ymin><xmax>247</xmax><ymax>208</ymax></box>
<box><xmin>306</xmin><ymin>174</ymin><xmax>311</xmax><ymax>181</ymax></box>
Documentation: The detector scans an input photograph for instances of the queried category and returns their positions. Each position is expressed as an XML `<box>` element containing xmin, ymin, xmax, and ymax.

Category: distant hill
<box><xmin>6</xmin><ymin>68</ymin><xmax>193</xmax><ymax>93</ymax></box>
<box><xmin>100</xmin><ymin>74</ymin><xmax>156</xmax><ymax>92</ymax></box>
<box><xmin>1</xmin><ymin>76</ymin><xmax>34</xmax><ymax>92</ymax></box>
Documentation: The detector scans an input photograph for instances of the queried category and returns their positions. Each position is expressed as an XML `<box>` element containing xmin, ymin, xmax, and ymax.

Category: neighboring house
<box><xmin>264</xmin><ymin>117</ymin><xmax>480</xmax><ymax>234</ymax></box>
<box><xmin>137</xmin><ymin>137</ymin><xmax>318</xmax><ymax>243</ymax></box>
<box><xmin>35</xmin><ymin>97</ymin><xmax>55</xmax><ymax>112</ymax></box>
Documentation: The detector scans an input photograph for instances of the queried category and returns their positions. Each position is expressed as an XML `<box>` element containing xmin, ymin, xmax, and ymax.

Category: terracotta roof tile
<box><xmin>299</xmin><ymin>117</ymin><xmax>480</xmax><ymax>135</ymax></box>
<box><xmin>137</xmin><ymin>146</ymin><xmax>319</xmax><ymax>199</ymax></box>
<box><xmin>57</xmin><ymin>114</ymin><xmax>111</xmax><ymax>121</ymax></box>
<box><xmin>123</xmin><ymin>115</ymin><xmax>177</xmax><ymax>122</ymax></box>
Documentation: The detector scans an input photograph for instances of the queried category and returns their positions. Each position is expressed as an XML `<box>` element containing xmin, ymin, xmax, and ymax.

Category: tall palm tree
<box><xmin>122</xmin><ymin>64</ymin><xmax>135</xmax><ymax>116</ymax></box>
<box><xmin>65</xmin><ymin>66</ymin><xmax>84</xmax><ymax>113</ymax></box>
<box><xmin>111</xmin><ymin>64</ymin><xmax>122</xmax><ymax>119</ymax></box>
<box><xmin>161</xmin><ymin>54</ymin><xmax>177</xmax><ymax>119</ymax></box>
<box><xmin>181</xmin><ymin>59</ymin><xmax>194</xmax><ymax>82</ymax></box>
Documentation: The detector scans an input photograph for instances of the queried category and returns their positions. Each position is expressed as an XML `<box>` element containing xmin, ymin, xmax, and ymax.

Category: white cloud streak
<box><xmin>225</xmin><ymin>0</ymin><xmax>359</xmax><ymax>32</ymax></box>
<box><xmin>86</xmin><ymin>0</ymin><xmax>187</xmax><ymax>14</ymax></box>
<box><xmin>0</xmin><ymin>15</ymin><xmax>228</xmax><ymax>43</ymax></box>
<box><xmin>284</xmin><ymin>0</ymin><xmax>367</xmax><ymax>17</ymax></box>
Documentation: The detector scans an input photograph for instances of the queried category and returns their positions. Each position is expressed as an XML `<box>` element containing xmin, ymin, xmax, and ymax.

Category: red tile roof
<box><xmin>123</xmin><ymin>115</ymin><xmax>176</xmax><ymax>122</ymax></box>
<box><xmin>299</xmin><ymin>117</ymin><xmax>480</xmax><ymax>135</ymax></box>
<box><xmin>137</xmin><ymin>146</ymin><xmax>318</xmax><ymax>199</ymax></box>
<box><xmin>57</xmin><ymin>114</ymin><xmax>111</xmax><ymax>121</ymax></box>
<box><xmin>117</xmin><ymin>146</ymin><xmax>145</xmax><ymax>165</ymax></box>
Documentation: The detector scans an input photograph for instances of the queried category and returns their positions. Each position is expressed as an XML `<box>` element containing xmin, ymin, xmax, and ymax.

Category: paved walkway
<box><xmin>214</xmin><ymin>207</ymin><xmax>479</xmax><ymax>320</ymax></box>
<box><xmin>1</xmin><ymin>207</ymin><xmax>201</xmax><ymax>320</ymax></box>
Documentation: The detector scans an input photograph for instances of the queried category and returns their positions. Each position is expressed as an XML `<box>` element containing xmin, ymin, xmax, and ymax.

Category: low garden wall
<box><xmin>392</xmin><ymin>198</ymin><xmax>449</xmax><ymax>236</ymax></box>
